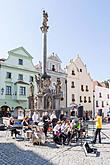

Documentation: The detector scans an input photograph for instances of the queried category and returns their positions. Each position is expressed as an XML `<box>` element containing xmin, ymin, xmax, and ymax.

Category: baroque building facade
<box><xmin>35</xmin><ymin>52</ymin><xmax>67</xmax><ymax>109</ymax></box>
<box><xmin>66</xmin><ymin>55</ymin><xmax>93</xmax><ymax>117</ymax></box>
<box><xmin>0</xmin><ymin>47</ymin><xmax>36</xmax><ymax>118</ymax></box>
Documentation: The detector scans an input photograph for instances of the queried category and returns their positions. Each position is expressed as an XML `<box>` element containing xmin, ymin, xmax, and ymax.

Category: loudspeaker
<box><xmin>98</xmin><ymin>109</ymin><xmax>102</xmax><ymax>116</ymax></box>
<box><xmin>78</xmin><ymin>106</ymin><xmax>83</xmax><ymax>118</ymax></box>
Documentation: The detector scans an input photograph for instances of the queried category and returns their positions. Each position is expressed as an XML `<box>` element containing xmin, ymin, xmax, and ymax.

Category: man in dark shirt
<box><xmin>42</xmin><ymin>112</ymin><xmax>50</xmax><ymax>137</ymax></box>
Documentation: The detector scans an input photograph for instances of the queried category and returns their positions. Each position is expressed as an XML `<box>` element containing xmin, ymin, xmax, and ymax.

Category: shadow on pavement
<box><xmin>0</xmin><ymin>143</ymin><xmax>54</xmax><ymax>165</ymax></box>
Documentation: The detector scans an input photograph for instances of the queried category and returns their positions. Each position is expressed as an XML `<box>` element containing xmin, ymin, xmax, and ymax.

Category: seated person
<box><xmin>9</xmin><ymin>116</ymin><xmax>20</xmax><ymax>138</ymax></box>
<box><xmin>32</xmin><ymin>125</ymin><xmax>45</xmax><ymax>145</ymax></box>
<box><xmin>22</xmin><ymin>116</ymin><xmax>32</xmax><ymax>132</ymax></box>
<box><xmin>53</xmin><ymin>121</ymin><xmax>62</xmax><ymax>145</ymax></box>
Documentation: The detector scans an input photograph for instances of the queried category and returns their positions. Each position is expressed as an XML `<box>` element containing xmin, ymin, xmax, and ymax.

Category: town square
<box><xmin>0</xmin><ymin>1</ymin><xmax>110</xmax><ymax>165</ymax></box>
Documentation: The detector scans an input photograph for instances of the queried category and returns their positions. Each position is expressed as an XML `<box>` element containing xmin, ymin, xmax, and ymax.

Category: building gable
<box><xmin>8</xmin><ymin>47</ymin><xmax>33</xmax><ymax>59</ymax></box>
<box><xmin>48</xmin><ymin>53</ymin><xmax>62</xmax><ymax>63</ymax></box>
<box><xmin>2</xmin><ymin>47</ymin><xmax>36</xmax><ymax>72</ymax></box>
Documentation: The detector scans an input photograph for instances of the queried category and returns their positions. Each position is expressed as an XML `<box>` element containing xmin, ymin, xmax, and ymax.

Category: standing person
<box><xmin>42</xmin><ymin>112</ymin><xmax>50</xmax><ymax>137</ymax></box>
<box><xmin>32</xmin><ymin>111</ymin><xmax>40</xmax><ymax>125</ymax></box>
<box><xmin>92</xmin><ymin>111</ymin><xmax>102</xmax><ymax>144</ymax></box>
<box><xmin>60</xmin><ymin>111</ymin><xmax>64</xmax><ymax>121</ymax></box>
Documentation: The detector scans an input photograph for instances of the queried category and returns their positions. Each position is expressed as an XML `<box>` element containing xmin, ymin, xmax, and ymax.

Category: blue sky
<box><xmin>0</xmin><ymin>0</ymin><xmax>110</xmax><ymax>81</ymax></box>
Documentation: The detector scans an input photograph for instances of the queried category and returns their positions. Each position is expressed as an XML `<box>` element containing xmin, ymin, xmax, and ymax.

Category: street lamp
<box><xmin>1</xmin><ymin>88</ymin><xmax>4</xmax><ymax>95</ymax></box>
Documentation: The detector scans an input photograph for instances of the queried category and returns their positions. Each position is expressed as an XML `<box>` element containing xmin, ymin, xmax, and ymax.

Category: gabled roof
<box><xmin>73</xmin><ymin>54</ymin><xmax>85</xmax><ymax>67</ymax></box>
<box><xmin>93</xmin><ymin>81</ymin><xmax>108</xmax><ymax>88</ymax></box>
<box><xmin>8</xmin><ymin>47</ymin><xmax>33</xmax><ymax>59</ymax></box>
<box><xmin>48</xmin><ymin>53</ymin><xmax>62</xmax><ymax>63</ymax></box>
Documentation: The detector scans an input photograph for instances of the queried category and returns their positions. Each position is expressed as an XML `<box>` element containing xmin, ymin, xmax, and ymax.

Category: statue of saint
<box><xmin>47</xmin><ymin>96</ymin><xmax>52</xmax><ymax>109</ymax></box>
<box><xmin>56</xmin><ymin>78</ymin><xmax>62</xmax><ymax>94</ymax></box>
<box><xmin>42</xmin><ymin>10</ymin><xmax>48</xmax><ymax>27</ymax></box>
<box><xmin>35</xmin><ymin>74</ymin><xmax>43</xmax><ymax>93</ymax></box>
<box><xmin>29</xmin><ymin>82</ymin><xmax>34</xmax><ymax>97</ymax></box>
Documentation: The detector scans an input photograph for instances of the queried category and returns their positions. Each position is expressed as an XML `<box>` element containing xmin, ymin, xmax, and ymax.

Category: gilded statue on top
<box><xmin>41</xmin><ymin>10</ymin><xmax>49</xmax><ymax>33</ymax></box>
<box><xmin>42</xmin><ymin>10</ymin><xmax>48</xmax><ymax>27</ymax></box>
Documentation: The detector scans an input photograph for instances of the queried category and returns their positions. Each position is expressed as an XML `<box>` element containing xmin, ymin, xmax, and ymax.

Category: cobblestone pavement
<box><xmin>0</xmin><ymin>123</ymin><xmax>110</xmax><ymax>165</ymax></box>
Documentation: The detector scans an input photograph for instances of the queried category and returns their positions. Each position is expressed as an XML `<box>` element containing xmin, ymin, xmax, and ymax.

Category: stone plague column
<box><xmin>40</xmin><ymin>10</ymin><xmax>49</xmax><ymax>78</ymax></box>
<box><xmin>36</xmin><ymin>10</ymin><xmax>51</xmax><ymax>112</ymax></box>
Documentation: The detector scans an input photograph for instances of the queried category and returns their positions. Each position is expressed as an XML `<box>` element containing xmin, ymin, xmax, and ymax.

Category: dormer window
<box><xmin>19</xmin><ymin>59</ymin><xmax>23</xmax><ymax>65</ymax></box>
<box><xmin>72</xmin><ymin>70</ymin><xmax>75</xmax><ymax>75</ymax></box>
<box><xmin>99</xmin><ymin>92</ymin><xmax>102</xmax><ymax>98</ymax></box>
<box><xmin>80</xmin><ymin>69</ymin><xmax>82</xmax><ymax>72</ymax></box>
<box><xmin>52</xmin><ymin>65</ymin><xmax>55</xmax><ymax>71</ymax></box>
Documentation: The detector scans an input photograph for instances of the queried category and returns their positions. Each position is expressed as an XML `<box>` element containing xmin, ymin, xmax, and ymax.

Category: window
<box><xmin>102</xmin><ymin>101</ymin><xmax>104</xmax><ymax>107</ymax></box>
<box><xmin>81</xmin><ymin>85</ymin><xmax>84</xmax><ymax>91</ymax></box>
<box><xmin>88</xmin><ymin>97</ymin><xmax>91</xmax><ymax>103</ymax></box>
<box><xmin>96</xmin><ymin>101</ymin><xmax>99</xmax><ymax>107</ymax></box>
<box><xmin>99</xmin><ymin>92</ymin><xmax>102</xmax><ymax>98</ymax></box>
<box><xmin>52</xmin><ymin>65</ymin><xmax>55</xmax><ymax>71</ymax></box>
<box><xmin>71</xmin><ymin>81</ymin><xmax>75</xmax><ymax>88</ymax></box>
<box><xmin>80</xmin><ymin>96</ymin><xmax>82</xmax><ymax>102</ymax></box>
<box><xmin>86</xmin><ymin>85</ymin><xmax>89</xmax><ymax>91</ymax></box>
<box><xmin>6</xmin><ymin>86</ymin><xmax>11</xmax><ymax>95</ymax></box>
<box><xmin>80</xmin><ymin>69</ymin><xmax>82</xmax><ymax>72</ymax></box>
<box><xmin>72</xmin><ymin>70</ymin><xmax>75</xmax><ymax>75</ymax></box>
<box><xmin>107</xmin><ymin>94</ymin><xmax>109</xmax><ymax>99</ymax></box>
<box><xmin>19</xmin><ymin>86</ymin><xmax>26</xmax><ymax>95</ymax></box>
<box><xmin>72</xmin><ymin>94</ymin><xmax>75</xmax><ymax>102</ymax></box>
<box><xmin>6</xmin><ymin>72</ymin><xmax>11</xmax><ymax>79</ymax></box>
<box><xmin>30</xmin><ymin>76</ymin><xmax>33</xmax><ymax>82</ymax></box>
<box><xmin>19</xmin><ymin>59</ymin><xmax>23</xmax><ymax>65</ymax></box>
<box><xmin>18</xmin><ymin>74</ymin><xmax>23</xmax><ymax>80</ymax></box>
<box><xmin>84</xmin><ymin>96</ymin><xmax>87</xmax><ymax>103</ymax></box>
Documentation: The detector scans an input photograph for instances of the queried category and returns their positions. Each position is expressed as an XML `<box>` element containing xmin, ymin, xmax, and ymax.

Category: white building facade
<box><xmin>0</xmin><ymin>47</ymin><xmax>37</xmax><ymax>118</ymax></box>
<box><xmin>66</xmin><ymin>55</ymin><xmax>93</xmax><ymax>117</ymax></box>
<box><xmin>35</xmin><ymin>52</ymin><xmax>67</xmax><ymax>108</ymax></box>
<box><xmin>93</xmin><ymin>81</ymin><xmax>110</xmax><ymax>117</ymax></box>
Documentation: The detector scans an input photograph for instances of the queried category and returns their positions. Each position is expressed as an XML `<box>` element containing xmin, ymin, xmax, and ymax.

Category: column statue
<box><xmin>56</xmin><ymin>78</ymin><xmax>62</xmax><ymax>94</ymax></box>
<box><xmin>29</xmin><ymin>82</ymin><xmax>34</xmax><ymax>97</ymax></box>
<box><xmin>42</xmin><ymin>10</ymin><xmax>48</xmax><ymax>27</ymax></box>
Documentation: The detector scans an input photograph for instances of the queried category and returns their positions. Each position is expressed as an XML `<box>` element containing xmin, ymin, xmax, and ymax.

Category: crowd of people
<box><xmin>7</xmin><ymin>111</ymin><xmax>87</xmax><ymax>145</ymax></box>
<box><xmin>7</xmin><ymin>110</ymin><xmax>103</xmax><ymax>146</ymax></box>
